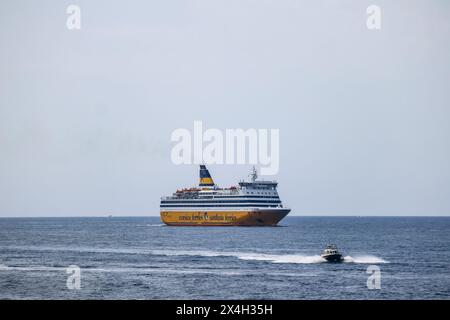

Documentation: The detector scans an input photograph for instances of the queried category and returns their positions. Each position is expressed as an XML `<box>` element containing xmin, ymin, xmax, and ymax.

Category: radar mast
<box><xmin>249</xmin><ymin>166</ymin><xmax>258</xmax><ymax>182</ymax></box>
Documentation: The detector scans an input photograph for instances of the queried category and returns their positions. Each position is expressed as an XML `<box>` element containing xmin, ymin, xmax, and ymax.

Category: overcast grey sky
<box><xmin>1</xmin><ymin>0</ymin><xmax>449</xmax><ymax>217</ymax></box>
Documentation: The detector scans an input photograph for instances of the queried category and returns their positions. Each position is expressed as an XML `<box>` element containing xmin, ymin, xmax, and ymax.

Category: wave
<box><xmin>0</xmin><ymin>264</ymin><xmax>245</xmax><ymax>276</ymax></box>
<box><xmin>0</xmin><ymin>265</ymin><xmax>66</xmax><ymax>271</ymax></box>
<box><xmin>0</xmin><ymin>265</ymin><xmax>318</xmax><ymax>278</ymax></box>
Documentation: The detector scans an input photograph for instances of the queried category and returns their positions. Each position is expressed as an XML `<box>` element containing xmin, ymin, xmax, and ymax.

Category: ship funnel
<box><xmin>199</xmin><ymin>165</ymin><xmax>215</xmax><ymax>187</ymax></box>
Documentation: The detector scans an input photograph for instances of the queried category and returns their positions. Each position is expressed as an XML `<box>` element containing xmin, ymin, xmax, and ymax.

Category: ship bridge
<box><xmin>238</xmin><ymin>166</ymin><xmax>278</xmax><ymax>190</ymax></box>
<box><xmin>238</xmin><ymin>181</ymin><xmax>277</xmax><ymax>189</ymax></box>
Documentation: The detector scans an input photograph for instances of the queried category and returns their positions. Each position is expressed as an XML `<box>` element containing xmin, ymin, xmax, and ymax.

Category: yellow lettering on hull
<box><xmin>160</xmin><ymin>209</ymin><xmax>290</xmax><ymax>226</ymax></box>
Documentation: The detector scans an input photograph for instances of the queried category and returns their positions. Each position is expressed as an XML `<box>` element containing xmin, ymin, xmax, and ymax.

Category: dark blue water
<box><xmin>0</xmin><ymin>217</ymin><xmax>449</xmax><ymax>299</ymax></box>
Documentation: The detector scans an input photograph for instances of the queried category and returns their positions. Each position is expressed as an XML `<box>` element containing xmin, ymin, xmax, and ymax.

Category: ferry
<box><xmin>160</xmin><ymin>165</ymin><xmax>291</xmax><ymax>226</ymax></box>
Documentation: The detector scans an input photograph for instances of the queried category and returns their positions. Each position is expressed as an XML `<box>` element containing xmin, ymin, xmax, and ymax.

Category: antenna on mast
<box><xmin>250</xmin><ymin>166</ymin><xmax>258</xmax><ymax>182</ymax></box>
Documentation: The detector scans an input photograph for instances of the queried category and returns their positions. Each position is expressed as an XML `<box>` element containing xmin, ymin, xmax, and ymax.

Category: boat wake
<box><xmin>231</xmin><ymin>253</ymin><xmax>387</xmax><ymax>264</ymax></box>
<box><xmin>236</xmin><ymin>253</ymin><xmax>326</xmax><ymax>264</ymax></box>
<box><xmin>343</xmin><ymin>255</ymin><xmax>388</xmax><ymax>264</ymax></box>
<box><xmin>3</xmin><ymin>246</ymin><xmax>388</xmax><ymax>264</ymax></box>
<box><xmin>157</xmin><ymin>250</ymin><xmax>389</xmax><ymax>264</ymax></box>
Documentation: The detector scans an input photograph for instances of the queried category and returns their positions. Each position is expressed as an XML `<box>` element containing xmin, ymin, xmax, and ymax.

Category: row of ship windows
<box><xmin>241</xmin><ymin>185</ymin><xmax>277</xmax><ymax>191</ymax></box>
<box><xmin>171</xmin><ymin>196</ymin><xmax>280</xmax><ymax>200</ymax></box>
<box><xmin>200</xmin><ymin>195</ymin><xmax>279</xmax><ymax>199</ymax></box>
<box><xmin>161</xmin><ymin>200</ymin><xmax>282</xmax><ymax>204</ymax></box>
<box><xmin>244</xmin><ymin>191</ymin><xmax>276</xmax><ymax>195</ymax></box>
<box><xmin>160</xmin><ymin>204</ymin><xmax>281</xmax><ymax>208</ymax></box>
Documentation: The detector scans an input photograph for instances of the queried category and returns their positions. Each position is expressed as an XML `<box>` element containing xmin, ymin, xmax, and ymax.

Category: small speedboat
<box><xmin>321</xmin><ymin>244</ymin><xmax>344</xmax><ymax>263</ymax></box>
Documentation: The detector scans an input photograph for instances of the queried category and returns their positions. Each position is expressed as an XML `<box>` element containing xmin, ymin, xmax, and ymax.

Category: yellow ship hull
<box><xmin>160</xmin><ymin>209</ymin><xmax>290</xmax><ymax>226</ymax></box>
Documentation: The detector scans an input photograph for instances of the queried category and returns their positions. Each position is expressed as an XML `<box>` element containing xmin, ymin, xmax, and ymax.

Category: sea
<box><xmin>0</xmin><ymin>216</ymin><xmax>449</xmax><ymax>300</ymax></box>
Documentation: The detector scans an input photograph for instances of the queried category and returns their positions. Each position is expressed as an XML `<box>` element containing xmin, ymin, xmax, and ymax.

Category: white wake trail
<box><xmin>343</xmin><ymin>255</ymin><xmax>388</xmax><ymax>263</ymax></box>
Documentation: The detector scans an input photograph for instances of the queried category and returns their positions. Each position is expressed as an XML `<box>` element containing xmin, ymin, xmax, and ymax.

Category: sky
<box><xmin>1</xmin><ymin>0</ymin><xmax>449</xmax><ymax>217</ymax></box>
